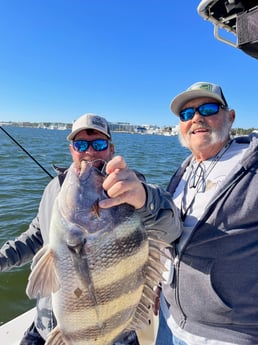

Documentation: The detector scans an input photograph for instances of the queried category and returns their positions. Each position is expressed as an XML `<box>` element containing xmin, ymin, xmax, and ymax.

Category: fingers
<box><xmin>152</xmin><ymin>286</ymin><xmax>162</xmax><ymax>316</ymax></box>
<box><xmin>105</xmin><ymin>155</ymin><xmax>127</xmax><ymax>175</ymax></box>
<box><xmin>100</xmin><ymin>173</ymin><xmax>146</xmax><ymax>209</ymax></box>
<box><xmin>99</xmin><ymin>194</ymin><xmax>124</xmax><ymax>209</ymax></box>
<box><xmin>153</xmin><ymin>294</ymin><xmax>160</xmax><ymax>316</ymax></box>
<box><xmin>99</xmin><ymin>156</ymin><xmax>146</xmax><ymax>209</ymax></box>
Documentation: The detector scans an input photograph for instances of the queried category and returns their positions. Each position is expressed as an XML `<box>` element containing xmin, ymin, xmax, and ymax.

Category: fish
<box><xmin>26</xmin><ymin>160</ymin><xmax>169</xmax><ymax>345</ymax></box>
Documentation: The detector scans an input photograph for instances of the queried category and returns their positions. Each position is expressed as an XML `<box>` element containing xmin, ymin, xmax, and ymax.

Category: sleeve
<box><xmin>0</xmin><ymin>215</ymin><xmax>43</xmax><ymax>271</ymax></box>
<box><xmin>0</xmin><ymin>173</ymin><xmax>63</xmax><ymax>272</ymax></box>
<box><xmin>136</xmin><ymin>183</ymin><xmax>182</xmax><ymax>244</ymax></box>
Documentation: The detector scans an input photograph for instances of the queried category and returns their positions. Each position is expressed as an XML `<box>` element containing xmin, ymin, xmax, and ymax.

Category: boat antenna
<box><xmin>0</xmin><ymin>126</ymin><xmax>54</xmax><ymax>179</ymax></box>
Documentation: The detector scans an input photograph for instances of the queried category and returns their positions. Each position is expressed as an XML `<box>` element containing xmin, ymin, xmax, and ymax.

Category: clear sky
<box><xmin>0</xmin><ymin>0</ymin><xmax>257</xmax><ymax>129</ymax></box>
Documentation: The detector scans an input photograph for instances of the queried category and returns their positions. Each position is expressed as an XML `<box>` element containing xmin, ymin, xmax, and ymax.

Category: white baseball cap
<box><xmin>67</xmin><ymin>113</ymin><xmax>111</xmax><ymax>141</ymax></box>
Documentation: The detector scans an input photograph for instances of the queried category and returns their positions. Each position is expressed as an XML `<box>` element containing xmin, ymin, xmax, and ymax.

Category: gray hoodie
<box><xmin>164</xmin><ymin>133</ymin><xmax>258</xmax><ymax>344</ymax></box>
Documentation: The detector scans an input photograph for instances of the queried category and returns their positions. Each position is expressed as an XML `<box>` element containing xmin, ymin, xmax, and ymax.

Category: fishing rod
<box><xmin>0</xmin><ymin>126</ymin><xmax>54</xmax><ymax>179</ymax></box>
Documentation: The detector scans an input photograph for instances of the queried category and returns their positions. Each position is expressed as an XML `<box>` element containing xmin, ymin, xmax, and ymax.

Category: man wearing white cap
<box><xmin>0</xmin><ymin>113</ymin><xmax>181</xmax><ymax>345</ymax></box>
<box><xmin>155</xmin><ymin>82</ymin><xmax>258</xmax><ymax>345</ymax></box>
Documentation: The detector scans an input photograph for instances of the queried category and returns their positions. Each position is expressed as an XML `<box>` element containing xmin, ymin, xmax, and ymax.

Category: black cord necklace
<box><xmin>180</xmin><ymin>140</ymin><xmax>232</xmax><ymax>222</ymax></box>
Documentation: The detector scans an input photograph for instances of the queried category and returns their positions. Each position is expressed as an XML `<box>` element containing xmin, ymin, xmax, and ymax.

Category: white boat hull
<box><xmin>0</xmin><ymin>308</ymin><xmax>35</xmax><ymax>344</ymax></box>
<box><xmin>0</xmin><ymin>307</ymin><xmax>159</xmax><ymax>344</ymax></box>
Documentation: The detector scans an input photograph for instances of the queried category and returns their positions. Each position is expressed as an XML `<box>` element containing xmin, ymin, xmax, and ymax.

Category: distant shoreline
<box><xmin>0</xmin><ymin>121</ymin><xmax>180</xmax><ymax>136</ymax></box>
<box><xmin>1</xmin><ymin>121</ymin><xmax>257</xmax><ymax>137</ymax></box>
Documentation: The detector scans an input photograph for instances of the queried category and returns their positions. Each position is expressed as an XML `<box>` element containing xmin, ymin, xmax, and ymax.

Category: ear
<box><xmin>110</xmin><ymin>143</ymin><xmax>115</xmax><ymax>155</ymax></box>
<box><xmin>229</xmin><ymin>109</ymin><xmax>235</xmax><ymax>124</ymax></box>
<box><xmin>69</xmin><ymin>144</ymin><xmax>73</xmax><ymax>154</ymax></box>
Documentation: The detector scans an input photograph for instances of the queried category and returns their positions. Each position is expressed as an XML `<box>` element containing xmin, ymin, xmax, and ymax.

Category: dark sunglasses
<box><xmin>73</xmin><ymin>139</ymin><xmax>109</xmax><ymax>152</ymax></box>
<box><xmin>179</xmin><ymin>103</ymin><xmax>227</xmax><ymax>122</ymax></box>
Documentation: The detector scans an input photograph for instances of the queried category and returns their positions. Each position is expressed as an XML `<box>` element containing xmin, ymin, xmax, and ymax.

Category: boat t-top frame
<box><xmin>197</xmin><ymin>0</ymin><xmax>258</xmax><ymax>59</ymax></box>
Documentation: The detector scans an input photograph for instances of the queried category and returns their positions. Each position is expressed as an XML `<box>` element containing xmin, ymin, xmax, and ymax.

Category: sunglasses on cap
<box><xmin>179</xmin><ymin>103</ymin><xmax>227</xmax><ymax>122</ymax></box>
<box><xmin>72</xmin><ymin>139</ymin><xmax>109</xmax><ymax>152</ymax></box>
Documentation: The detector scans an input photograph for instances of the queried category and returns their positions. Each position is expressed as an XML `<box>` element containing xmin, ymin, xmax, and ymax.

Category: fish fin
<box><xmin>45</xmin><ymin>326</ymin><xmax>68</xmax><ymax>345</ymax></box>
<box><xmin>26</xmin><ymin>246</ymin><xmax>60</xmax><ymax>299</ymax></box>
<box><xmin>30</xmin><ymin>244</ymin><xmax>49</xmax><ymax>269</ymax></box>
<box><xmin>129</xmin><ymin>235</ymin><xmax>169</xmax><ymax>330</ymax></box>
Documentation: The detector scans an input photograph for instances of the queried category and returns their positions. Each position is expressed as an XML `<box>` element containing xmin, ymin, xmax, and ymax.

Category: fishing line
<box><xmin>0</xmin><ymin>126</ymin><xmax>54</xmax><ymax>179</ymax></box>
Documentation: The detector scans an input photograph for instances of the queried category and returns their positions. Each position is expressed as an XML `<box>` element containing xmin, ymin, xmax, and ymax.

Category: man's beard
<box><xmin>178</xmin><ymin>117</ymin><xmax>232</xmax><ymax>149</ymax></box>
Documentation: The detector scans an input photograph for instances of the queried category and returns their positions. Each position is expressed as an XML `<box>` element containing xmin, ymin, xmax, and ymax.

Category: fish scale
<box><xmin>26</xmin><ymin>162</ymin><xmax>168</xmax><ymax>345</ymax></box>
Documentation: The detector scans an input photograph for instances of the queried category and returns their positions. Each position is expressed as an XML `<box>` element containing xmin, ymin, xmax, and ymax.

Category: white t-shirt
<box><xmin>173</xmin><ymin>140</ymin><xmax>248</xmax><ymax>251</ymax></box>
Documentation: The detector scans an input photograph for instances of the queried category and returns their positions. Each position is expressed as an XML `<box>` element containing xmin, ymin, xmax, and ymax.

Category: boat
<box><xmin>0</xmin><ymin>306</ymin><xmax>159</xmax><ymax>344</ymax></box>
<box><xmin>0</xmin><ymin>308</ymin><xmax>35</xmax><ymax>345</ymax></box>
<box><xmin>197</xmin><ymin>0</ymin><xmax>258</xmax><ymax>59</ymax></box>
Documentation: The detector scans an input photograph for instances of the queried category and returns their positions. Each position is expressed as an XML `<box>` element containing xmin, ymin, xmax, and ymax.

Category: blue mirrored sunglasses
<box><xmin>73</xmin><ymin>139</ymin><xmax>109</xmax><ymax>152</ymax></box>
<box><xmin>179</xmin><ymin>103</ymin><xmax>227</xmax><ymax>122</ymax></box>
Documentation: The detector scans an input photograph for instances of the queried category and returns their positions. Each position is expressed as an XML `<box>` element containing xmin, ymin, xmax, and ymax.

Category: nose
<box><xmin>192</xmin><ymin>111</ymin><xmax>204</xmax><ymax>122</ymax></box>
<box><xmin>85</xmin><ymin>144</ymin><xmax>95</xmax><ymax>153</ymax></box>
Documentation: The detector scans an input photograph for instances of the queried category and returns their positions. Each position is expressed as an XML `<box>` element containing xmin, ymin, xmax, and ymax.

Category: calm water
<box><xmin>0</xmin><ymin>126</ymin><xmax>189</xmax><ymax>325</ymax></box>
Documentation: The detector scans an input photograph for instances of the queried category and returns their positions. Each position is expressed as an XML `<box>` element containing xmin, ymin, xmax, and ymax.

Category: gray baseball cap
<box><xmin>170</xmin><ymin>82</ymin><xmax>228</xmax><ymax>116</ymax></box>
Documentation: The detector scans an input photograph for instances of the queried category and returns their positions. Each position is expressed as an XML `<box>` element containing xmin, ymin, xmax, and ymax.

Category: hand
<box><xmin>99</xmin><ymin>156</ymin><xmax>146</xmax><ymax>209</ymax></box>
<box><xmin>152</xmin><ymin>285</ymin><xmax>162</xmax><ymax>316</ymax></box>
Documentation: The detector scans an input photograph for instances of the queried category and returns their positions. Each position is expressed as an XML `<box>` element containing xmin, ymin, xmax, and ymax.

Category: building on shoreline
<box><xmin>2</xmin><ymin>121</ymin><xmax>257</xmax><ymax>136</ymax></box>
<box><xmin>1</xmin><ymin>121</ymin><xmax>180</xmax><ymax>136</ymax></box>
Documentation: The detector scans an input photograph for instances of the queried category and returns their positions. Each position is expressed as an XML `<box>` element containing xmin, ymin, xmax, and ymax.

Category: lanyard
<box><xmin>180</xmin><ymin>140</ymin><xmax>232</xmax><ymax>221</ymax></box>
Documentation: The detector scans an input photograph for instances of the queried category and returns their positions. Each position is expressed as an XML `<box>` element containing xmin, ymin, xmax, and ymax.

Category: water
<box><xmin>0</xmin><ymin>126</ymin><xmax>189</xmax><ymax>325</ymax></box>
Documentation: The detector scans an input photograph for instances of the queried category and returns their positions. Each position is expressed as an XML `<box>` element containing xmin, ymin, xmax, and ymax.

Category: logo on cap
<box><xmin>92</xmin><ymin>117</ymin><xmax>106</xmax><ymax>129</ymax></box>
<box><xmin>189</xmin><ymin>82</ymin><xmax>214</xmax><ymax>92</ymax></box>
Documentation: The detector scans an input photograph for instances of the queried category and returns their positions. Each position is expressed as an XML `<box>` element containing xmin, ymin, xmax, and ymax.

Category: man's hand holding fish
<box><xmin>100</xmin><ymin>155</ymin><xmax>147</xmax><ymax>210</ymax></box>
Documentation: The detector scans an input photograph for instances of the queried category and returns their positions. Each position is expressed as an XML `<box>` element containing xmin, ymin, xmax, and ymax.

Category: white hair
<box><xmin>178</xmin><ymin>115</ymin><xmax>232</xmax><ymax>148</ymax></box>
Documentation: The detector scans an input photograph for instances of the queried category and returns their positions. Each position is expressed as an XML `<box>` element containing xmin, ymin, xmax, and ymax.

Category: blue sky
<box><xmin>0</xmin><ymin>0</ymin><xmax>257</xmax><ymax>129</ymax></box>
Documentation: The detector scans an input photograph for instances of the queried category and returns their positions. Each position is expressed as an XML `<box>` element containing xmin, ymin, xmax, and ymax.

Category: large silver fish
<box><xmin>26</xmin><ymin>161</ymin><xmax>168</xmax><ymax>345</ymax></box>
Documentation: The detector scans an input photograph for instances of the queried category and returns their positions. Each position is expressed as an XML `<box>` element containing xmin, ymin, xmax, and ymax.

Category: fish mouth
<box><xmin>79</xmin><ymin>159</ymin><xmax>107</xmax><ymax>177</ymax></box>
